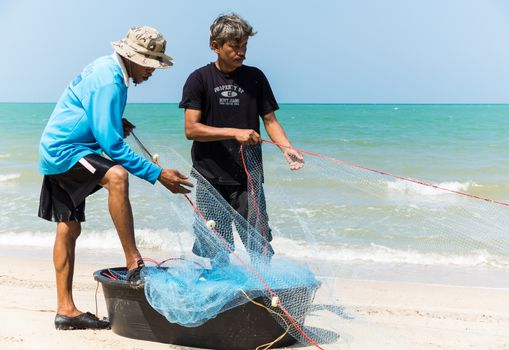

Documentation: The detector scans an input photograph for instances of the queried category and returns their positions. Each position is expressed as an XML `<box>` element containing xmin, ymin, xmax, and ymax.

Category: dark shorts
<box><xmin>38</xmin><ymin>154</ymin><xmax>116</xmax><ymax>222</ymax></box>
<box><xmin>192</xmin><ymin>181</ymin><xmax>274</xmax><ymax>259</ymax></box>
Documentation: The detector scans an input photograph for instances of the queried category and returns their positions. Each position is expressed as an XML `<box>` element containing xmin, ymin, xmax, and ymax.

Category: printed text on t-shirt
<box><xmin>214</xmin><ymin>85</ymin><xmax>244</xmax><ymax>106</ymax></box>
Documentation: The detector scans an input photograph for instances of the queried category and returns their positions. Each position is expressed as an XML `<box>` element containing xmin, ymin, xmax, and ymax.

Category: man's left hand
<box><xmin>122</xmin><ymin>118</ymin><xmax>136</xmax><ymax>138</ymax></box>
<box><xmin>283</xmin><ymin>148</ymin><xmax>304</xmax><ymax>170</ymax></box>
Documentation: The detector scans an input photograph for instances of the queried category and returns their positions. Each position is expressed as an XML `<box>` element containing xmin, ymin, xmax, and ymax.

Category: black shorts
<box><xmin>192</xmin><ymin>182</ymin><xmax>274</xmax><ymax>258</ymax></box>
<box><xmin>38</xmin><ymin>154</ymin><xmax>116</xmax><ymax>222</ymax></box>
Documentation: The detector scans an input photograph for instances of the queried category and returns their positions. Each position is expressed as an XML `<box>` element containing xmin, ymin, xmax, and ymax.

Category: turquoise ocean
<box><xmin>2</xmin><ymin>103</ymin><xmax>509</xmax><ymax>287</ymax></box>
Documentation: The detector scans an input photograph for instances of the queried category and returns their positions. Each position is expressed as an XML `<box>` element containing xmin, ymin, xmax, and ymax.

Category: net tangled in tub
<box><xmin>142</xmin><ymin>145</ymin><xmax>324</xmax><ymax>348</ymax></box>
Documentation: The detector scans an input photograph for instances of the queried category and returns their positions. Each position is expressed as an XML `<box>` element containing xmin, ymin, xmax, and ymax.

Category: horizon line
<box><xmin>2</xmin><ymin>101</ymin><xmax>509</xmax><ymax>106</ymax></box>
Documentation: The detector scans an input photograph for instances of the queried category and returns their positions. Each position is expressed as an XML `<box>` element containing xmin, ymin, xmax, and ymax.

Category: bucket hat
<box><xmin>112</xmin><ymin>26</ymin><xmax>173</xmax><ymax>69</ymax></box>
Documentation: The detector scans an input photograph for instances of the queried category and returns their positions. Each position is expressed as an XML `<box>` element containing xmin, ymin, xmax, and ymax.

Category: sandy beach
<box><xmin>4</xmin><ymin>0</ymin><xmax>509</xmax><ymax>348</ymax></box>
<box><xmin>1</xmin><ymin>251</ymin><xmax>509</xmax><ymax>350</ymax></box>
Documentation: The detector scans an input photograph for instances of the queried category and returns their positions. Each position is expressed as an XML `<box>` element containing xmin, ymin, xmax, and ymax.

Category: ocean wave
<box><xmin>0</xmin><ymin>229</ymin><xmax>194</xmax><ymax>251</ymax></box>
<box><xmin>0</xmin><ymin>154</ymin><xmax>11</xmax><ymax>159</ymax></box>
<box><xmin>0</xmin><ymin>231</ymin><xmax>56</xmax><ymax>247</ymax></box>
<box><xmin>272</xmin><ymin>238</ymin><xmax>509</xmax><ymax>269</ymax></box>
<box><xmin>2</xmin><ymin>230</ymin><xmax>508</xmax><ymax>270</ymax></box>
<box><xmin>387</xmin><ymin>180</ymin><xmax>477</xmax><ymax>196</ymax></box>
<box><xmin>0</xmin><ymin>173</ymin><xmax>20</xmax><ymax>182</ymax></box>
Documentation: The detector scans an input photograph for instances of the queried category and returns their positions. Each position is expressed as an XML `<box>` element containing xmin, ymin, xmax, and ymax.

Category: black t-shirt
<box><xmin>179</xmin><ymin>63</ymin><xmax>279</xmax><ymax>185</ymax></box>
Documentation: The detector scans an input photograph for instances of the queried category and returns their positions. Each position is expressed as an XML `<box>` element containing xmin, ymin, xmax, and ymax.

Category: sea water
<box><xmin>1</xmin><ymin>103</ymin><xmax>509</xmax><ymax>287</ymax></box>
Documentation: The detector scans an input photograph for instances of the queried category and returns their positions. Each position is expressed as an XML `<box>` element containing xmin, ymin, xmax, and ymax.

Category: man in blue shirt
<box><xmin>38</xmin><ymin>26</ymin><xmax>192</xmax><ymax>330</ymax></box>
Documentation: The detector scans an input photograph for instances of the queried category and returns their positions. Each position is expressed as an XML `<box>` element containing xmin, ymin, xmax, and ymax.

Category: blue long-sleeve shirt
<box><xmin>39</xmin><ymin>55</ymin><xmax>161</xmax><ymax>183</ymax></box>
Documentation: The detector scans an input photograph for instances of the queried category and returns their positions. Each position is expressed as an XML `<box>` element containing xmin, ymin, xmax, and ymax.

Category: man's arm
<box><xmin>158</xmin><ymin>168</ymin><xmax>193</xmax><ymax>194</ymax></box>
<box><xmin>184</xmin><ymin>108</ymin><xmax>261</xmax><ymax>144</ymax></box>
<box><xmin>86</xmin><ymin>83</ymin><xmax>162</xmax><ymax>183</ymax></box>
<box><xmin>118</xmin><ymin>118</ymin><xmax>192</xmax><ymax>193</ymax></box>
<box><xmin>262</xmin><ymin>112</ymin><xmax>304</xmax><ymax>170</ymax></box>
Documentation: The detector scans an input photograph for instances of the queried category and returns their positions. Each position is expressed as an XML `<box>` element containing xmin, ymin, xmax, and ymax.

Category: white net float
<box><xmin>206</xmin><ymin>220</ymin><xmax>216</xmax><ymax>229</ymax></box>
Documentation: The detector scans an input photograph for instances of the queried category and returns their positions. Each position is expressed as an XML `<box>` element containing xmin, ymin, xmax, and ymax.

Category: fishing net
<box><xmin>131</xmin><ymin>137</ymin><xmax>509</xmax><ymax>349</ymax></box>
<box><xmin>142</xmin><ymin>146</ymin><xmax>323</xmax><ymax>345</ymax></box>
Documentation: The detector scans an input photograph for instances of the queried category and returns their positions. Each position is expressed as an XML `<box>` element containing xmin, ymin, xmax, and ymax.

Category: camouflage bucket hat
<box><xmin>111</xmin><ymin>26</ymin><xmax>173</xmax><ymax>69</ymax></box>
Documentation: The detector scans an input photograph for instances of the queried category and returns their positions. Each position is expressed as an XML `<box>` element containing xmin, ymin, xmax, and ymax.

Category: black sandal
<box><xmin>126</xmin><ymin>259</ymin><xmax>145</xmax><ymax>285</ymax></box>
<box><xmin>54</xmin><ymin>312</ymin><xmax>110</xmax><ymax>330</ymax></box>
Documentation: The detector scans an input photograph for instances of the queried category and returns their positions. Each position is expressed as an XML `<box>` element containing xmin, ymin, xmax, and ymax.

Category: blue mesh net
<box><xmin>140</xmin><ymin>144</ymin><xmax>323</xmax><ymax>343</ymax></box>
<box><xmin>142</xmin><ymin>260</ymin><xmax>319</xmax><ymax>327</ymax></box>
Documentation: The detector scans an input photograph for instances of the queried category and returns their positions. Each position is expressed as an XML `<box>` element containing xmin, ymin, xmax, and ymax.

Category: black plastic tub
<box><xmin>94</xmin><ymin>267</ymin><xmax>318</xmax><ymax>350</ymax></box>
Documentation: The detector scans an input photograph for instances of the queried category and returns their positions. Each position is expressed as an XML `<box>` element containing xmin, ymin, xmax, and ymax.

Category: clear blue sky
<box><xmin>2</xmin><ymin>0</ymin><xmax>509</xmax><ymax>103</ymax></box>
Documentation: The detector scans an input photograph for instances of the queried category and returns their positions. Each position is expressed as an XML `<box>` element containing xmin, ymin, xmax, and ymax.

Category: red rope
<box><xmin>182</xmin><ymin>193</ymin><xmax>324</xmax><ymax>350</ymax></box>
<box><xmin>142</xmin><ymin>257</ymin><xmax>162</xmax><ymax>267</ymax></box>
<box><xmin>103</xmin><ymin>270</ymin><xmax>118</xmax><ymax>280</ymax></box>
<box><xmin>262</xmin><ymin>138</ymin><xmax>509</xmax><ymax>207</ymax></box>
<box><xmin>131</xmin><ymin>134</ymin><xmax>323</xmax><ymax>349</ymax></box>
<box><xmin>239</xmin><ymin>144</ymin><xmax>270</xmax><ymax>255</ymax></box>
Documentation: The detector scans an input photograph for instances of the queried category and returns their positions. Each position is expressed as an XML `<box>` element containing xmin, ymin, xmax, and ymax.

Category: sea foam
<box><xmin>1</xmin><ymin>230</ymin><xmax>508</xmax><ymax>271</ymax></box>
<box><xmin>271</xmin><ymin>237</ymin><xmax>509</xmax><ymax>269</ymax></box>
<box><xmin>387</xmin><ymin>180</ymin><xmax>476</xmax><ymax>195</ymax></box>
<box><xmin>0</xmin><ymin>173</ymin><xmax>20</xmax><ymax>182</ymax></box>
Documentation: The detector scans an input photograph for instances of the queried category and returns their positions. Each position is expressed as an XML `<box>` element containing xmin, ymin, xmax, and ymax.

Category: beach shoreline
<box><xmin>1</xmin><ymin>250</ymin><xmax>509</xmax><ymax>350</ymax></box>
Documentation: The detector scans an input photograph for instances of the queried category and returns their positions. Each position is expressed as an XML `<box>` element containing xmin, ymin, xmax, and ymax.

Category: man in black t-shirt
<box><xmin>179</xmin><ymin>13</ymin><xmax>303</xmax><ymax>266</ymax></box>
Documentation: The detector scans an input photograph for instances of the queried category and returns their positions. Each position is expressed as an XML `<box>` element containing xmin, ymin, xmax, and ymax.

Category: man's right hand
<box><xmin>158</xmin><ymin>169</ymin><xmax>193</xmax><ymax>194</ymax></box>
<box><xmin>122</xmin><ymin>118</ymin><xmax>135</xmax><ymax>138</ymax></box>
<box><xmin>234</xmin><ymin>129</ymin><xmax>262</xmax><ymax>145</ymax></box>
